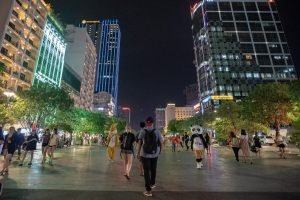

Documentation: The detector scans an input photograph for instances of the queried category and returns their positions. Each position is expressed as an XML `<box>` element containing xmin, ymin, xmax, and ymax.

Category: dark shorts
<box><xmin>279</xmin><ymin>143</ymin><xmax>286</xmax><ymax>148</ymax></box>
<box><xmin>42</xmin><ymin>143</ymin><xmax>49</xmax><ymax>147</ymax></box>
<box><xmin>121</xmin><ymin>149</ymin><xmax>133</xmax><ymax>154</ymax></box>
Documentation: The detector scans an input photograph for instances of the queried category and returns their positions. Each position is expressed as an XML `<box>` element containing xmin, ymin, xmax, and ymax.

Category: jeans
<box><xmin>141</xmin><ymin>157</ymin><xmax>158</xmax><ymax>191</ymax></box>
<box><xmin>172</xmin><ymin>144</ymin><xmax>176</xmax><ymax>152</ymax></box>
<box><xmin>232</xmin><ymin>147</ymin><xmax>240</xmax><ymax>161</ymax></box>
<box><xmin>185</xmin><ymin>141</ymin><xmax>189</xmax><ymax>150</ymax></box>
<box><xmin>18</xmin><ymin>145</ymin><xmax>22</xmax><ymax>157</ymax></box>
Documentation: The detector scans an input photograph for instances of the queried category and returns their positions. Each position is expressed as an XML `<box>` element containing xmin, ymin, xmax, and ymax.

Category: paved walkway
<box><xmin>1</xmin><ymin>145</ymin><xmax>300</xmax><ymax>199</ymax></box>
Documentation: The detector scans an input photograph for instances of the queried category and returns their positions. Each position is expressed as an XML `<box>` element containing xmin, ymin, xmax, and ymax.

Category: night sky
<box><xmin>46</xmin><ymin>0</ymin><xmax>299</xmax><ymax>129</ymax></box>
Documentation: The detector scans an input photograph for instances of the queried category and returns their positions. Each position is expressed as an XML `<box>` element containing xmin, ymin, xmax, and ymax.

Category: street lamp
<box><xmin>122</xmin><ymin>107</ymin><xmax>131</xmax><ymax>126</ymax></box>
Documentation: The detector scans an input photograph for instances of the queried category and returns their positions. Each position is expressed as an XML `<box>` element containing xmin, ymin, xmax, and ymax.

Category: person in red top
<box><xmin>169</xmin><ymin>135</ymin><xmax>177</xmax><ymax>152</ymax></box>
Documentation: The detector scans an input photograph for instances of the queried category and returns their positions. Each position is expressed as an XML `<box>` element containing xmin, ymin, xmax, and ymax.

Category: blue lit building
<box><xmin>95</xmin><ymin>19</ymin><xmax>121</xmax><ymax>111</ymax></box>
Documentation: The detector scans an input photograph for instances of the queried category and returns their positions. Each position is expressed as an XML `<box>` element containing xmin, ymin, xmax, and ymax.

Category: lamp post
<box><xmin>122</xmin><ymin>107</ymin><xmax>131</xmax><ymax>126</ymax></box>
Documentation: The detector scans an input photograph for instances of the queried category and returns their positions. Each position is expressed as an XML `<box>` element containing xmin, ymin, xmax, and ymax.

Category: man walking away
<box><xmin>137</xmin><ymin>117</ymin><xmax>163</xmax><ymax>197</ymax></box>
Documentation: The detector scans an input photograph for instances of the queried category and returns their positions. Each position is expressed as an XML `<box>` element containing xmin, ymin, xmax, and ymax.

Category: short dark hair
<box><xmin>145</xmin><ymin>117</ymin><xmax>154</xmax><ymax>124</ymax></box>
<box><xmin>140</xmin><ymin>122</ymin><xmax>145</xmax><ymax>128</ymax></box>
<box><xmin>241</xmin><ymin>129</ymin><xmax>246</xmax><ymax>135</ymax></box>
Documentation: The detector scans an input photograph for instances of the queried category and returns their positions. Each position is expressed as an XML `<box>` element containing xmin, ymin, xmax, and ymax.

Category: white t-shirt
<box><xmin>49</xmin><ymin>134</ymin><xmax>59</xmax><ymax>146</ymax></box>
<box><xmin>108</xmin><ymin>134</ymin><xmax>117</xmax><ymax>147</ymax></box>
<box><xmin>193</xmin><ymin>136</ymin><xmax>204</xmax><ymax>150</ymax></box>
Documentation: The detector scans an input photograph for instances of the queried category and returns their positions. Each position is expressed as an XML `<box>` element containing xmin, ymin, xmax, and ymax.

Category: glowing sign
<box><xmin>211</xmin><ymin>95</ymin><xmax>234</xmax><ymax>100</ymax></box>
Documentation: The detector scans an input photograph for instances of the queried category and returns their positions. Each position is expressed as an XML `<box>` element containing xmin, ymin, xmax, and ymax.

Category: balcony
<box><xmin>4</xmin><ymin>35</ymin><xmax>19</xmax><ymax>49</ymax></box>
<box><xmin>0</xmin><ymin>48</ymin><xmax>16</xmax><ymax>62</ymax></box>
<box><xmin>8</xmin><ymin>22</ymin><xmax>22</xmax><ymax>36</ymax></box>
<box><xmin>22</xmin><ymin>62</ymin><xmax>34</xmax><ymax>72</ymax></box>
<box><xmin>12</xmin><ymin>71</ymin><xmax>19</xmax><ymax>78</ymax></box>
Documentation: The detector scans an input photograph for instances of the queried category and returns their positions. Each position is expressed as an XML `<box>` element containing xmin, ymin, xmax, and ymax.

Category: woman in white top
<box><xmin>107</xmin><ymin>124</ymin><xmax>118</xmax><ymax>161</ymax></box>
<box><xmin>239</xmin><ymin>129</ymin><xmax>253</xmax><ymax>164</ymax></box>
<box><xmin>47</xmin><ymin>128</ymin><xmax>59</xmax><ymax>165</ymax></box>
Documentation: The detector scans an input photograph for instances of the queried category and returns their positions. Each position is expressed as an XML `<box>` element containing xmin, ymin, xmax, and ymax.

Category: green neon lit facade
<box><xmin>33</xmin><ymin>17</ymin><xmax>66</xmax><ymax>87</ymax></box>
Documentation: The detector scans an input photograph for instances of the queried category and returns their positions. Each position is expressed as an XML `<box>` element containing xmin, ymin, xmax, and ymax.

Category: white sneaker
<box><xmin>196</xmin><ymin>162</ymin><xmax>201</xmax><ymax>169</ymax></box>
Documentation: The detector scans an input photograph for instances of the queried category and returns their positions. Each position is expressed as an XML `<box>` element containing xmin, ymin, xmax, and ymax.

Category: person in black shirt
<box><xmin>19</xmin><ymin>130</ymin><xmax>39</xmax><ymax>166</ymax></box>
<box><xmin>184</xmin><ymin>132</ymin><xmax>189</xmax><ymax>151</ymax></box>
<box><xmin>120</xmin><ymin>125</ymin><xmax>136</xmax><ymax>180</ymax></box>
<box><xmin>253</xmin><ymin>132</ymin><xmax>262</xmax><ymax>157</ymax></box>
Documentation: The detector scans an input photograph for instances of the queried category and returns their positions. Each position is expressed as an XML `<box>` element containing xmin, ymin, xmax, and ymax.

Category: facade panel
<box><xmin>33</xmin><ymin>16</ymin><xmax>66</xmax><ymax>87</ymax></box>
<box><xmin>95</xmin><ymin>19</ymin><xmax>121</xmax><ymax>112</ymax></box>
<box><xmin>191</xmin><ymin>0</ymin><xmax>297</xmax><ymax>113</ymax></box>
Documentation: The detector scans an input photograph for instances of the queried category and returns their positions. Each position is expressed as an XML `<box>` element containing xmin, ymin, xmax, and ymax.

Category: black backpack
<box><xmin>121</xmin><ymin>132</ymin><xmax>134</xmax><ymax>150</ymax></box>
<box><xmin>143</xmin><ymin>129</ymin><xmax>158</xmax><ymax>154</ymax></box>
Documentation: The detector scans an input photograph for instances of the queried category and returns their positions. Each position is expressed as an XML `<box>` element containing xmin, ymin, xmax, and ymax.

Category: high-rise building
<box><xmin>93</xmin><ymin>92</ymin><xmax>115</xmax><ymax>116</ymax></box>
<box><xmin>164</xmin><ymin>104</ymin><xmax>195</xmax><ymax>132</ymax></box>
<box><xmin>183</xmin><ymin>83</ymin><xmax>199</xmax><ymax>106</ymax></box>
<box><xmin>80</xmin><ymin>20</ymin><xmax>101</xmax><ymax>50</ymax></box>
<box><xmin>0</xmin><ymin>0</ymin><xmax>49</xmax><ymax>92</ymax></box>
<box><xmin>65</xmin><ymin>25</ymin><xmax>97</xmax><ymax>110</ymax></box>
<box><xmin>155</xmin><ymin>108</ymin><xmax>166</xmax><ymax>132</ymax></box>
<box><xmin>61</xmin><ymin>63</ymin><xmax>81</xmax><ymax>107</ymax></box>
<box><xmin>33</xmin><ymin>15</ymin><xmax>66</xmax><ymax>87</ymax></box>
<box><xmin>95</xmin><ymin>19</ymin><xmax>121</xmax><ymax>112</ymax></box>
<box><xmin>191</xmin><ymin>0</ymin><xmax>297</xmax><ymax>113</ymax></box>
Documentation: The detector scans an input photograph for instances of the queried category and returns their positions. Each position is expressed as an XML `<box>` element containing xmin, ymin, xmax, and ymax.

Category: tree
<box><xmin>0</xmin><ymin>104</ymin><xmax>15</xmax><ymax>127</ymax></box>
<box><xmin>289</xmin><ymin>81</ymin><xmax>300</xmax><ymax>144</ymax></box>
<box><xmin>104</xmin><ymin>117</ymin><xmax>126</xmax><ymax>136</ymax></box>
<box><xmin>217</xmin><ymin>101</ymin><xmax>243</xmax><ymax>133</ymax></box>
<box><xmin>0</xmin><ymin>62</ymin><xmax>5</xmax><ymax>74</ymax></box>
<box><xmin>12</xmin><ymin>83</ymin><xmax>74</xmax><ymax>130</ymax></box>
<box><xmin>243</xmin><ymin>83</ymin><xmax>293</xmax><ymax>136</ymax></box>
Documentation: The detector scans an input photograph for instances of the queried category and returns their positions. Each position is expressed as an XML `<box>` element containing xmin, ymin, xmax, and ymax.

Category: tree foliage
<box><xmin>243</xmin><ymin>83</ymin><xmax>293</xmax><ymax>135</ymax></box>
<box><xmin>12</xmin><ymin>83</ymin><xmax>74</xmax><ymax>130</ymax></box>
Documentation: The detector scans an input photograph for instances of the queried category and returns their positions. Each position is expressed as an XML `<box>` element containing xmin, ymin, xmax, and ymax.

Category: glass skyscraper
<box><xmin>191</xmin><ymin>0</ymin><xmax>297</xmax><ymax>113</ymax></box>
<box><xmin>33</xmin><ymin>16</ymin><xmax>66</xmax><ymax>87</ymax></box>
<box><xmin>95</xmin><ymin>19</ymin><xmax>121</xmax><ymax>110</ymax></box>
<box><xmin>80</xmin><ymin>20</ymin><xmax>101</xmax><ymax>50</ymax></box>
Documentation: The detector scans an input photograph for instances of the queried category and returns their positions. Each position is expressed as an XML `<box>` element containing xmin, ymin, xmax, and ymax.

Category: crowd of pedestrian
<box><xmin>0</xmin><ymin>117</ymin><xmax>291</xmax><ymax>198</ymax></box>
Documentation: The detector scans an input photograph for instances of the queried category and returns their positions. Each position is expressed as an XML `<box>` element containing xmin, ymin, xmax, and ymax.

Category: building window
<box><xmin>249</xmin><ymin>22</ymin><xmax>262</xmax><ymax>31</ymax></box>
<box><xmin>260</xmin><ymin>13</ymin><xmax>273</xmax><ymax>21</ymax></box>
<box><xmin>234</xmin><ymin>12</ymin><xmax>247</xmax><ymax>21</ymax></box>
<box><xmin>207</xmin><ymin>12</ymin><xmax>220</xmax><ymax>21</ymax></box>
<box><xmin>232</xmin><ymin>2</ymin><xmax>244</xmax><ymax>11</ymax></box>
<box><xmin>245</xmin><ymin>2</ymin><xmax>257</xmax><ymax>11</ymax></box>
<box><xmin>206</xmin><ymin>2</ymin><xmax>218</xmax><ymax>11</ymax></box>
<box><xmin>222</xmin><ymin>22</ymin><xmax>235</xmax><ymax>31</ymax></box>
<box><xmin>236</xmin><ymin>22</ymin><xmax>249</xmax><ymax>31</ymax></box>
<box><xmin>257</xmin><ymin>55</ymin><xmax>271</xmax><ymax>65</ymax></box>
<box><xmin>252</xmin><ymin>33</ymin><xmax>265</xmax><ymax>42</ymax></box>
<box><xmin>266</xmin><ymin>33</ymin><xmax>279</xmax><ymax>42</ymax></box>
<box><xmin>247</xmin><ymin>13</ymin><xmax>260</xmax><ymax>21</ymax></box>
<box><xmin>219</xmin><ymin>2</ymin><xmax>231</xmax><ymax>11</ymax></box>
<box><xmin>246</xmin><ymin>73</ymin><xmax>252</xmax><ymax>78</ymax></box>
<box><xmin>221</xmin><ymin>12</ymin><xmax>233</xmax><ymax>21</ymax></box>
<box><xmin>268</xmin><ymin>44</ymin><xmax>282</xmax><ymax>53</ymax></box>
<box><xmin>272</xmin><ymin>55</ymin><xmax>286</xmax><ymax>65</ymax></box>
<box><xmin>257</xmin><ymin>2</ymin><xmax>270</xmax><ymax>11</ymax></box>
<box><xmin>253</xmin><ymin>73</ymin><xmax>260</xmax><ymax>78</ymax></box>
<box><xmin>240</xmin><ymin>44</ymin><xmax>254</xmax><ymax>53</ymax></box>
<box><xmin>238</xmin><ymin>32</ymin><xmax>251</xmax><ymax>42</ymax></box>
<box><xmin>255</xmin><ymin>44</ymin><xmax>268</xmax><ymax>53</ymax></box>
<box><xmin>262</xmin><ymin>22</ymin><xmax>276</xmax><ymax>31</ymax></box>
